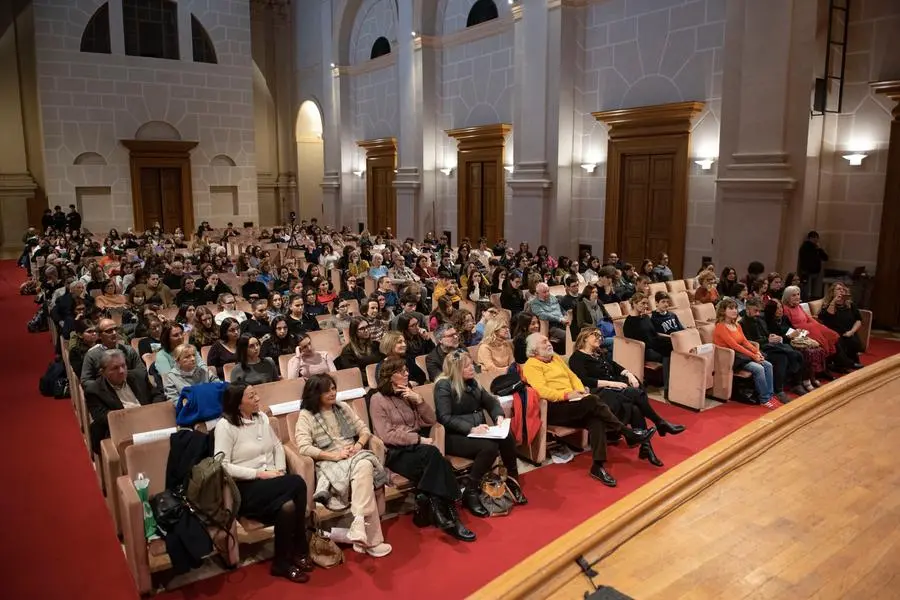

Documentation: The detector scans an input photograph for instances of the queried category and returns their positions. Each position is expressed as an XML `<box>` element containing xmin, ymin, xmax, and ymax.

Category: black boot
<box><xmin>638</xmin><ymin>441</ymin><xmax>664</xmax><ymax>467</ymax></box>
<box><xmin>462</xmin><ymin>488</ymin><xmax>489</xmax><ymax>518</ymax></box>
<box><xmin>505</xmin><ymin>476</ymin><xmax>528</xmax><ymax>505</ymax></box>
<box><xmin>622</xmin><ymin>426</ymin><xmax>656</xmax><ymax>448</ymax></box>
<box><xmin>440</xmin><ymin>499</ymin><xmax>477</xmax><ymax>542</ymax></box>
<box><xmin>413</xmin><ymin>493</ymin><xmax>432</xmax><ymax>528</ymax></box>
<box><xmin>428</xmin><ymin>495</ymin><xmax>454</xmax><ymax>530</ymax></box>
<box><xmin>657</xmin><ymin>421</ymin><xmax>685</xmax><ymax>436</ymax></box>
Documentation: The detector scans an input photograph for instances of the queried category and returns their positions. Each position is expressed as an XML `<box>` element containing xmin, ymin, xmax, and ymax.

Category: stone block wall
<box><xmin>33</xmin><ymin>0</ymin><xmax>257</xmax><ymax>232</ymax></box>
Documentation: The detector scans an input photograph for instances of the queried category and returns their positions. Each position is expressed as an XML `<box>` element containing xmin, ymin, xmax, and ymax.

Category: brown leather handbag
<box><xmin>308</xmin><ymin>514</ymin><xmax>343</xmax><ymax>568</ymax></box>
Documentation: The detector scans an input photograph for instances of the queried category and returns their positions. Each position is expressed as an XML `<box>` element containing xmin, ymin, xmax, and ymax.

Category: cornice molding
<box><xmin>871</xmin><ymin>80</ymin><xmax>900</xmax><ymax>119</ymax></box>
<box><xmin>446</xmin><ymin>123</ymin><xmax>512</xmax><ymax>152</ymax></box>
<box><xmin>338</xmin><ymin>52</ymin><xmax>397</xmax><ymax>78</ymax></box>
<box><xmin>419</xmin><ymin>14</ymin><xmax>513</xmax><ymax>50</ymax></box>
<box><xmin>357</xmin><ymin>137</ymin><xmax>398</xmax><ymax>160</ymax></box>
<box><xmin>0</xmin><ymin>172</ymin><xmax>38</xmax><ymax>194</ymax></box>
<box><xmin>593</xmin><ymin>101</ymin><xmax>705</xmax><ymax>139</ymax></box>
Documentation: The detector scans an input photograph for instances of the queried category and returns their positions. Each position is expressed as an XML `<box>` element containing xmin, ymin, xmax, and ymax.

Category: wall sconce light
<box><xmin>411</xmin><ymin>31</ymin><xmax>417</xmax><ymax>37</ymax></box>
<box><xmin>439</xmin><ymin>167</ymin><xmax>455</xmax><ymax>176</ymax></box>
<box><xmin>842</xmin><ymin>153</ymin><xmax>867</xmax><ymax>166</ymax></box>
<box><xmin>352</xmin><ymin>169</ymin><xmax>365</xmax><ymax>177</ymax></box>
<box><xmin>330</xmin><ymin>63</ymin><xmax>336</xmax><ymax>68</ymax></box>
<box><xmin>694</xmin><ymin>158</ymin><xmax>715</xmax><ymax>170</ymax></box>
<box><xmin>504</xmin><ymin>165</ymin><xmax>514</xmax><ymax>174</ymax></box>
<box><xmin>580</xmin><ymin>163</ymin><xmax>597</xmax><ymax>174</ymax></box>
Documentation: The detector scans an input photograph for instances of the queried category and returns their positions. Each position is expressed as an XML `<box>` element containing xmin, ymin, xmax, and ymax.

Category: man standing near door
<box><xmin>67</xmin><ymin>204</ymin><xmax>82</xmax><ymax>232</ymax></box>
<box><xmin>797</xmin><ymin>231</ymin><xmax>828</xmax><ymax>300</ymax></box>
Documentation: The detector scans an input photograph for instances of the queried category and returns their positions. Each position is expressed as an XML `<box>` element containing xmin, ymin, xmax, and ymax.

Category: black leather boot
<box><xmin>462</xmin><ymin>488</ymin><xmax>489</xmax><ymax>518</ymax></box>
<box><xmin>413</xmin><ymin>493</ymin><xmax>432</xmax><ymax>528</ymax></box>
<box><xmin>638</xmin><ymin>441</ymin><xmax>664</xmax><ymax>467</ymax></box>
<box><xmin>441</xmin><ymin>499</ymin><xmax>477</xmax><ymax>542</ymax></box>
<box><xmin>657</xmin><ymin>421</ymin><xmax>685</xmax><ymax>436</ymax></box>
<box><xmin>622</xmin><ymin>426</ymin><xmax>656</xmax><ymax>447</ymax></box>
<box><xmin>428</xmin><ymin>495</ymin><xmax>454</xmax><ymax>530</ymax></box>
<box><xmin>505</xmin><ymin>476</ymin><xmax>528</xmax><ymax>505</ymax></box>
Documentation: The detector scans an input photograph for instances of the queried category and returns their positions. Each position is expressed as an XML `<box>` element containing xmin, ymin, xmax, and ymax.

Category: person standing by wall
<box><xmin>797</xmin><ymin>231</ymin><xmax>828</xmax><ymax>300</ymax></box>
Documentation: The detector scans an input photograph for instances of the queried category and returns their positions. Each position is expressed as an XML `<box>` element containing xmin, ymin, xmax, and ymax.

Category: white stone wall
<box><xmin>33</xmin><ymin>0</ymin><xmax>257</xmax><ymax>232</ymax></box>
<box><xmin>813</xmin><ymin>1</ymin><xmax>900</xmax><ymax>273</ymax></box>
<box><xmin>352</xmin><ymin>64</ymin><xmax>400</xmax><ymax>141</ymax></box>
<box><xmin>575</xmin><ymin>0</ymin><xmax>726</xmax><ymax>275</ymax></box>
<box><xmin>350</xmin><ymin>0</ymin><xmax>397</xmax><ymax>65</ymax></box>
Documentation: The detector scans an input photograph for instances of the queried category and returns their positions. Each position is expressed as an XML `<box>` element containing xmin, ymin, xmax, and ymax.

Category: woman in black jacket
<box><xmin>568</xmin><ymin>328</ymin><xmax>683</xmax><ymax>466</ymax></box>
<box><xmin>622</xmin><ymin>293</ymin><xmax>672</xmax><ymax>395</ymax></box>
<box><xmin>499</xmin><ymin>273</ymin><xmax>526</xmax><ymax>316</ymax></box>
<box><xmin>261</xmin><ymin>316</ymin><xmax>297</xmax><ymax>376</ymax></box>
<box><xmin>335</xmin><ymin>316</ymin><xmax>381</xmax><ymax>376</ymax></box>
<box><xmin>434</xmin><ymin>350</ymin><xmax>526</xmax><ymax>517</ymax></box>
<box><xmin>510</xmin><ymin>311</ymin><xmax>540</xmax><ymax>364</ymax></box>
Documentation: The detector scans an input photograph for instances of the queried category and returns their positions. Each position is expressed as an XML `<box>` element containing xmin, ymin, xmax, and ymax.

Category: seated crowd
<box><xmin>21</xmin><ymin>219</ymin><xmax>866</xmax><ymax>586</ymax></box>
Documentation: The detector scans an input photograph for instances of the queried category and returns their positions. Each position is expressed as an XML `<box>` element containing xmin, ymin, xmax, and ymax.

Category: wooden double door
<box><xmin>358</xmin><ymin>138</ymin><xmax>397</xmax><ymax>236</ymax></box>
<box><xmin>618</xmin><ymin>153</ymin><xmax>677</xmax><ymax>267</ymax></box>
<box><xmin>139</xmin><ymin>167</ymin><xmax>183</xmax><ymax>232</ymax></box>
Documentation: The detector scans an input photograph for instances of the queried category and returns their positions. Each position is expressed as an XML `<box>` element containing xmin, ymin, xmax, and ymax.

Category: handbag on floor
<box><xmin>308</xmin><ymin>514</ymin><xmax>343</xmax><ymax>568</ymax></box>
<box><xmin>478</xmin><ymin>470</ymin><xmax>517</xmax><ymax>517</ymax></box>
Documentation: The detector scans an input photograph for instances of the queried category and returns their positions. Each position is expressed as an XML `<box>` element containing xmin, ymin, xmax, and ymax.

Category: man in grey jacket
<box><xmin>80</xmin><ymin>318</ymin><xmax>146</xmax><ymax>383</ymax></box>
<box><xmin>525</xmin><ymin>283</ymin><xmax>571</xmax><ymax>352</ymax></box>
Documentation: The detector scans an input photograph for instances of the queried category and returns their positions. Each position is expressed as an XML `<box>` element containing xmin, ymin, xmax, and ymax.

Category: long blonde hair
<box><xmin>482</xmin><ymin>317</ymin><xmax>509</xmax><ymax>346</ymax></box>
<box><xmin>574</xmin><ymin>327</ymin><xmax>601</xmax><ymax>352</ymax></box>
<box><xmin>378</xmin><ymin>330</ymin><xmax>404</xmax><ymax>356</ymax></box>
<box><xmin>434</xmin><ymin>349</ymin><xmax>473</xmax><ymax>401</ymax></box>
<box><xmin>822</xmin><ymin>282</ymin><xmax>851</xmax><ymax>308</ymax></box>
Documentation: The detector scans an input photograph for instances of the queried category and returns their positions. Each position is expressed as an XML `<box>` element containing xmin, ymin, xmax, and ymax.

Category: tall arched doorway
<box><xmin>295</xmin><ymin>101</ymin><xmax>325</xmax><ymax>223</ymax></box>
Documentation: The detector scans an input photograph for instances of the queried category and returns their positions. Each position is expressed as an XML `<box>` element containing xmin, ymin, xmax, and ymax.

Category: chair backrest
<box><xmin>278</xmin><ymin>353</ymin><xmax>294</xmax><ymax>378</ymax></box>
<box><xmin>142</xmin><ymin>352</ymin><xmax>155</xmax><ymax>372</ymax></box>
<box><xmin>613</xmin><ymin>319</ymin><xmax>625</xmax><ymax>338</ymax></box>
<box><xmin>108</xmin><ymin>402</ymin><xmax>177</xmax><ymax>455</ymax></box>
<box><xmin>332</xmin><ymin>367</ymin><xmax>364</xmax><ymax>392</ymax></box>
<box><xmin>346</xmin><ymin>299</ymin><xmax>360</xmax><ymax>315</ymax></box>
<box><xmin>159</xmin><ymin>307</ymin><xmax>178</xmax><ymax>321</ymax></box>
<box><xmin>621</xmin><ymin>301</ymin><xmax>636</xmax><ymax>316</ymax></box>
<box><xmin>548</xmin><ymin>285</ymin><xmax>565</xmax><ymax>297</ymax></box>
<box><xmin>223</xmin><ymin>362</ymin><xmax>236</xmax><ymax>382</ymax></box>
<box><xmin>467</xmin><ymin>344</ymin><xmax>480</xmax><ymax>364</ymax></box>
<box><xmin>307</xmin><ymin>328</ymin><xmax>342</xmax><ymax>359</ymax></box>
<box><xmin>418</xmin><ymin>383</ymin><xmax>436</xmax><ymax>411</ymax></box>
<box><xmin>670</xmin><ymin>290</ymin><xmax>690</xmax><ymax>309</ymax></box>
<box><xmin>315</xmin><ymin>314</ymin><xmax>332</xmax><ymax>328</ymax></box>
<box><xmin>200</xmin><ymin>345</ymin><xmax>212</xmax><ymax>364</ymax></box>
<box><xmin>691</xmin><ymin>303</ymin><xmax>716</xmax><ymax>323</ymax></box>
<box><xmin>685</xmin><ymin>277</ymin><xmax>698</xmax><ymax>290</ymax></box>
<box><xmin>256</xmin><ymin>377</ymin><xmax>306</xmax><ymax>412</ymax></box>
<box><xmin>672</xmin><ymin>307</ymin><xmax>696</xmax><ymax>329</ymax></box>
<box><xmin>604</xmin><ymin>302</ymin><xmax>623</xmax><ymax>319</ymax></box>
<box><xmin>122</xmin><ymin>437</ymin><xmax>171</xmax><ymax>497</ymax></box>
<box><xmin>365</xmin><ymin>363</ymin><xmax>378</xmax><ymax>388</ymax></box>
<box><xmin>808</xmin><ymin>299</ymin><xmax>823</xmax><ymax>316</ymax></box>
<box><xmin>671</xmin><ymin>328</ymin><xmax>702</xmax><ymax>353</ymax></box>
<box><xmin>666</xmin><ymin>279</ymin><xmax>686</xmax><ymax>293</ymax></box>
<box><xmin>364</xmin><ymin>277</ymin><xmax>376</xmax><ymax>296</ymax></box>
<box><xmin>415</xmin><ymin>354</ymin><xmax>430</xmax><ymax>382</ymax></box>
<box><xmin>130</xmin><ymin>337</ymin><xmax>145</xmax><ymax>352</ymax></box>
<box><xmin>475</xmin><ymin>370</ymin><xmax>500</xmax><ymax>391</ymax></box>
<box><xmin>649</xmin><ymin>282</ymin><xmax>668</xmax><ymax>299</ymax></box>
<box><xmin>697</xmin><ymin>323</ymin><xmax>715</xmax><ymax>345</ymax></box>
<box><xmin>490</xmin><ymin>293</ymin><xmax>501</xmax><ymax>309</ymax></box>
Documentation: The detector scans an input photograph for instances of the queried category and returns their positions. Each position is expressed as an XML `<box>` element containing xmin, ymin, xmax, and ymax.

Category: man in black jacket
<box><xmin>83</xmin><ymin>349</ymin><xmax>164</xmax><ymax>453</ymax></box>
<box><xmin>426</xmin><ymin>323</ymin><xmax>459</xmax><ymax>381</ymax></box>
<box><xmin>797</xmin><ymin>230</ymin><xmax>828</xmax><ymax>300</ymax></box>
<box><xmin>66</xmin><ymin>204</ymin><xmax>82</xmax><ymax>231</ymax></box>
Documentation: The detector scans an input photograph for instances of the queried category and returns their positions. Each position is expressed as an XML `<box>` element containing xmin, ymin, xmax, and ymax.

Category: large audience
<box><xmin>20</xmin><ymin>212</ymin><xmax>867</xmax><ymax>585</ymax></box>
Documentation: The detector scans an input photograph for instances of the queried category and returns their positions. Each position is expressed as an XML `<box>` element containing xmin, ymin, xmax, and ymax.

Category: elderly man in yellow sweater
<box><xmin>522</xmin><ymin>333</ymin><xmax>655</xmax><ymax>487</ymax></box>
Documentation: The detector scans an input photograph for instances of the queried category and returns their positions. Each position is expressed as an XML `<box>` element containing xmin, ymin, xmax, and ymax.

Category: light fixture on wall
<box><xmin>411</xmin><ymin>31</ymin><xmax>417</xmax><ymax>37</ymax></box>
<box><xmin>842</xmin><ymin>153</ymin><xmax>867</xmax><ymax>166</ymax></box>
<box><xmin>439</xmin><ymin>167</ymin><xmax>455</xmax><ymax>176</ymax></box>
<box><xmin>694</xmin><ymin>158</ymin><xmax>715</xmax><ymax>170</ymax></box>
<box><xmin>580</xmin><ymin>163</ymin><xmax>597</xmax><ymax>174</ymax></box>
<box><xmin>352</xmin><ymin>169</ymin><xmax>365</xmax><ymax>177</ymax></box>
<box><xmin>330</xmin><ymin>63</ymin><xmax>335</xmax><ymax>68</ymax></box>
<box><xmin>504</xmin><ymin>165</ymin><xmax>514</xmax><ymax>174</ymax></box>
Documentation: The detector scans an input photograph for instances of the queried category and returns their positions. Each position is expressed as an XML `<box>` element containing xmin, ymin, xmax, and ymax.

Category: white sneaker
<box><xmin>347</xmin><ymin>516</ymin><xmax>367</xmax><ymax>543</ymax></box>
<box><xmin>353</xmin><ymin>542</ymin><xmax>392</xmax><ymax>558</ymax></box>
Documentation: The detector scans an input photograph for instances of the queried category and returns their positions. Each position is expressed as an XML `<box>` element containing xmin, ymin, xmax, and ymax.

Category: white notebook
<box><xmin>133</xmin><ymin>427</ymin><xmax>176</xmax><ymax>445</ymax></box>
<box><xmin>467</xmin><ymin>419</ymin><xmax>510</xmax><ymax>440</ymax></box>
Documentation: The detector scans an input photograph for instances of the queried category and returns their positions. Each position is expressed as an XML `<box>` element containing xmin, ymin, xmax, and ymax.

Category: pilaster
<box><xmin>0</xmin><ymin>173</ymin><xmax>37</xmax><ymax>248</ymax></box>
<box><xmin>713</xmin><ymin>0</ymin><xmax>817</xmax><ymax>273</ymax></box>
<box><xmin>394</xmin><ymin>0</ymin><xmax>421</xmax><ymax>240</ymax></box>
<box><xmin>870</xmin><ymin>81</ymin><xmax>900</xmax><ymax>327</ymax></box>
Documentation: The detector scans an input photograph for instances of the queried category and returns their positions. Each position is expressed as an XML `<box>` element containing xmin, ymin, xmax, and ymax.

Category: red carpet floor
<box><xmin>1</xmin><ymin>258</ymin><xmax>895</xmax><ymax>600</ymax></box>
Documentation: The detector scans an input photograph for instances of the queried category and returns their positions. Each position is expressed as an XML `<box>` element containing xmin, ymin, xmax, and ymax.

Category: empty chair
<box><xmin>671</xmin><ymin>307</ymin><xmax>696</xmax><ymax>329</ymax></box>
<box><xmin>604</xmin><ymin>303</ymin><xmax>623</xmax><ymax>319</ymax></box>
<box><xmin>649</xmin><ymin>282</ymin><xmax>668</xmax><ymax>300</ymax></box>
<box><xmin>307</xmin><ymin>328</ymin><xmax>342</xmax><ymax>359</ymax></box>
<box><xmin>692</xmin><ymin>303</ymin><xmax>716</xmax><ymax>324</ymax></box>
<box><xmin>666</xmin><ymin>279</ymin><xmax>687</xmax><ymax>293</ymax></box>
<box><xmin>670</xmin><ymin>290</ymin><xmax>690</xmax><ymax>309</ymax></box>
<box><xmin>256</xmin><ymin>378</ymin><xmax>307</xmax><ymax>414</ymax></box>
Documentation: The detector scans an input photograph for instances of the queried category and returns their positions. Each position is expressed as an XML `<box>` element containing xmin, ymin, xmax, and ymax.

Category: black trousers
<box><xmin>761</xmin><ymin>342</ymin><xmax>802</xmax><ymax>391</ymax></box>
<box><xmin>838</xmin><ymin>332</ymin><xmax>863</xmax><ymax>364</ymax></box>
<box><xmin>236</xmin><ymin>474</ymin><xmax>308</xmax><ymax>570</ymax></box>
<box><xmin>445</xmin><ymin>430</ymin><xmax>518</xmax><ymax>489</ymax></box>
<box><xmin>596</xmin><ymin>386</ymin><xmax>661</xmax><ymax>428</ymax></box>
<box><xmin>386</xmin><ymin>442</ymin><xmax>460</xmax><ymax>501</ymax></box>
<box><xmin>546</xmin><ymin>395</ymin><xmax>623</xmax><ymax>463</ymax></box>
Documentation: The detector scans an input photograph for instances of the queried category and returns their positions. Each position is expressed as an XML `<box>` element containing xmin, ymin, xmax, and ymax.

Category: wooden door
<box><xmin>370</xmin><ymin>165</ymin><xmax>396</xmax><ymax>235</ymax></box>
<box><xmin>139</xmin><ymin>167</ymin><xmax>183</xmax><ymax>232</ymax></box>
<box><xmin>618</xmin><ymin>153</ymin><xmax>676</xmax><ymax>266</ymax></box>
<box><xmin>462</xmin><ymin>160</ymin><xmax>502</xmax><ymax>243</ymax></box>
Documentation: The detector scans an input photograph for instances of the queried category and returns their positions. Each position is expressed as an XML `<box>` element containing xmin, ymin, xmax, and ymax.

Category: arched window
<box><xmin>191</xmin><ymin>15</ymin><xmax>217</xmax><ymax>64</ymax></box>
<box><xmin>370</xmin><ymin>36</ymin><xmax>391</xmax><ymax>60</ymax></box>
<box><xmin>466</xmin><ymin>0</ymin><xmax>499</xmax><ymax>28</ymax></box>
<box><xmin>80</xmin><ymin>3</ymin><xmax>111</xmax><ymax>54</ymax></box>
<box><xmin>123</xmin><ymin>0</ymin><xmax>179</xmax><ymax>60</ymax></box>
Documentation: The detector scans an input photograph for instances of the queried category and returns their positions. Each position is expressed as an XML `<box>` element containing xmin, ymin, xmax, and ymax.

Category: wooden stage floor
<box><xmin>550</xmin><ymin>377</ymin><xmax>900</xmax><ymax>600</ymax></box>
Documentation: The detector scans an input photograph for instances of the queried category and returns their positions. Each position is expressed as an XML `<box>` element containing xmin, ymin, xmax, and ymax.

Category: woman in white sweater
<box><xmin>214</xmin><ymin>383</ymin><xmax>312</xmax><ymax>584</ymax></box>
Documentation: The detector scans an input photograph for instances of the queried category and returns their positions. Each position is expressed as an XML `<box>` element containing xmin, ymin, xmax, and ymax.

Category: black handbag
<box><xmin>490</xmin><ymin>365</ymin><xmax>525</xmax><ymax>396</ymax></box>
<box><xmin>151</xmin><ymin>489</ymin><xmax>187</xmax><ymax>536</ymax></box>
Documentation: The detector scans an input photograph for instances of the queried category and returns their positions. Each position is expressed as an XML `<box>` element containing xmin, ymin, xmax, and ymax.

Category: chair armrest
<box><xmin>612</xmin><ymin>337</ymin><xmax>647</xmax><ymax>383</ymax></box>
<box><xmin>100</xmin><ymin>438</ymin><xmax>120</xmax><ymax>494</ymax></box>
<box><xmin>711</xmin><ymin>346</ymin><xmax>735</xmax><ymax>401</ymax></box>
<box><xmin>430</xmin><ymin>423</ymin><xmax>446</xmax><ymax>456</ymax></box>
<box><xmin>859</xmin><ymin>309</ymin><xmax>872</xmax><ymax>352</ymax></box>
<box><xmin>117</xmin><ymin>474</ymin><xmax>151</xmax><ymax>594</ymax></box>
<box><xmin>367</xmin><ymin>435</ymin><xmax>386</xmax><ymax>464</ymax></box>
<box><xmin>668</xmin><ymin>352</ymin><xmax>713</xmax><ymax>411</ymax></box>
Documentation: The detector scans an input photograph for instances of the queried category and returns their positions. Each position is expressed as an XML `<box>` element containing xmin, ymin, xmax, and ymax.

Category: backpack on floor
<box><xmin>39</xmin><ymin>359</ymin><xmax>69</xmax><ymax>399</ymax></box>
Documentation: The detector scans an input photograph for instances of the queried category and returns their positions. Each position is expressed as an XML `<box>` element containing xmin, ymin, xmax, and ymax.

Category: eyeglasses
<box><xmin>99</xmin><ymin>328</ymin><xmax>116</xmax><ymax>334</ymax></box>
<box><xmin>443</xmin><ymin>331</ymin><xmax>459</xmax><ymax>338</ymax></box>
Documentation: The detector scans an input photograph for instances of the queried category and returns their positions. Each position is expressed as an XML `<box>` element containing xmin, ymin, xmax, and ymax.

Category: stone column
<box><xmin>393</xmin><ymin>0</ymin><xmax>421</xmax><ymax>240</ymax></box>
<box><xmin>273</xmin><ymin>10</ymin><xmax>297</xmax><ymax>224</ymax></box>
<box><xmin>713</xmin><ymin>0</ymin><xmax>818</xmax><ymax>273</ymax></box>
<box><xmin>319</xmin><ymin>3</ymin><xmax>342</xmax><ymax>228</ymax></box>
<box><xmin>508</xmin><ymin>0</ymin><xmax>552</xmax><ymax>247</ymax></box>
<box><xmin>0</xmin><ymin>174</ymin><xmax>37</xmax><ymax>248</ymax></box>
<box><xmin>871</xmin><ymin>81</ymin><xmax>900</xmax><ymax>327</ymax></box>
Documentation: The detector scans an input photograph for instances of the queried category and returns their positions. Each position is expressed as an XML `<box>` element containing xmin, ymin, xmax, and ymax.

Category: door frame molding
<box><xmin>357</xmin><ymin>137</ymin><xmax>397</xmax><ymax>235</ymax></box>
<box><xmin>121</xmin><ymin>139</ymin><xmax>198</xmax><ymax>233</ymax></box>
<box><xmin>447</xmin><ymin>123</ymin><xmax>511</xmax><ymax>244</ymax></box>
<box><xmin>592</xmin><ymin>102</ymin><xmax>704</xmax><ymax>278</ymax></box>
